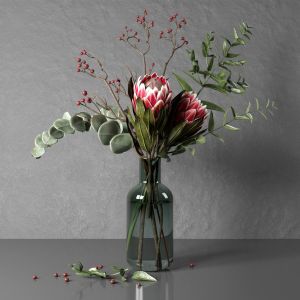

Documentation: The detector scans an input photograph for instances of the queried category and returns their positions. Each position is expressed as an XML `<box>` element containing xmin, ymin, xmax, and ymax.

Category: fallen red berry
<box><xmin>64</xmin><ymin>277</ymin><xmax>70</xmax><ymax>283</ymax></box>
<box><xmin>77</xmin><ymin>57</ymin><xmax>81</xmax><ymax>62</ymax></box>
<box><xmin>110</xmin><ymin>279</ymin><xmax>117</xmax><ymax>284</ymax></box>
<box><xmin>53</xmin><ymin>273</ymin><xmax>59</xmax><ymax>278</ymax></box>
<box><xmin>96</xmin><ymin>264</ymin><xmax>104</xmax><ymax>270</ymax></box>
<box><xmin>82</xmin><ymin>90</ymin><xmax>88</xmax><ymax>96</ymax></box>
<box><xmin>63</xmin><ymin>272</ymin><xmax>69</xmax><ymax>277</ymax></box>
<box><xmin>76</xmin><ymin>100</ymin><xmax>81</xmax><ymax>106</ymax></box>
<box><xmin>32</xmin><ymin>275</ymin><xmax>38</xmax><ymax>280</ymax></box>
<box><xmin>83</xmin><ymin>64</ymin><xmax>89</xmax><ymax>69</ymax></box>
<box><xmin>86</xmin><ymin>97</ymin><xmax>92</xmax><ymax>103</ymax></box>
<box><xmin>89</xmin><ymin>69</ymin><xmax>95</xmax><ymax>74</ymax></box>
<box><xmin>189</xmin><ymin>263</ymin><xmax>195</xmax><ymax>268</ymax></box>
<box><xmin>76</xmin><ymin>68</ymin><xmax>80</xmax><ymax>72</ymax></box>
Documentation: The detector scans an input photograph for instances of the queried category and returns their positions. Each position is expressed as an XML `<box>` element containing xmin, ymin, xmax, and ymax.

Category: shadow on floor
<box><xmin>172</xmin><ymin>240</ymin><xmax>300</xmax><ymax>270</ymax></box>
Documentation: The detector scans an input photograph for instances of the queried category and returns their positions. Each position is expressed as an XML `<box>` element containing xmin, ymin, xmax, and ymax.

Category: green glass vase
<box><xmin>127</xmin><ymin>158</ymin><xmax>173</xmax><ymax>271</ymax></box>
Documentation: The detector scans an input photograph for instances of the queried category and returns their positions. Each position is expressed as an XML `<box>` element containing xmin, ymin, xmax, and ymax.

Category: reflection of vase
<box><xmin>127</xmin><ymin>158</ymin><xmax>173</xmax><ymax>271</ymax></box>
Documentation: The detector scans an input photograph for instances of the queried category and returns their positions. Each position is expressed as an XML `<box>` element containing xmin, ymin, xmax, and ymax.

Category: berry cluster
<box><xmin>76</xmin><ymin>50</ymin><xmax>95</xmax><ymax>75</ymax></box>
<box><xmin>159</xmin><ymin>13</ymin><xmax>188</xmax><ymax>46</ymax></box>
<box><xmin>76</xmin><ymin>90</ymin><xmax>93</xmax><ymax>106</ymax></box>
<box><xmin>108</xmin><ymin>78</ymin><xmax>122</xmax><ymax>94</ymax></box>
<box><xmin>118</xmin><ymin>9</ymin><xmax>154</xmax><ymax>44</ymax></box>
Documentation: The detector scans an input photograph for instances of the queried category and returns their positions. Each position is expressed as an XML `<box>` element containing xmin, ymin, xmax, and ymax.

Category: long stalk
<box><xmin>136</xmin><ymin>198</ymin><xmax>147</xmax><ymax>269</ymax></box>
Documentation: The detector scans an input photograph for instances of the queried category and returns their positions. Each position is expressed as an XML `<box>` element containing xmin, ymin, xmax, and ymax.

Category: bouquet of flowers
<box><xmin>31</xmin><ymin>10</ymin><xmax>277</xmax><ymax>271</ymax></box>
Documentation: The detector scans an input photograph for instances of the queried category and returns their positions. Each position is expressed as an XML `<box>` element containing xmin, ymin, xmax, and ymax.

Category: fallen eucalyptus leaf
<box><xmin>132</xmin><ymin>271</ymin><xmax>157</xmax><ymax>282</ymax></box>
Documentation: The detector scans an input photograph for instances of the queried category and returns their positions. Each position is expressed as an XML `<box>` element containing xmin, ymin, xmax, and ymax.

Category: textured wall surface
<box><xmin>0</xmin><ymin>0</ymin><xmax>299</xmax><ymax>238</ymax></box>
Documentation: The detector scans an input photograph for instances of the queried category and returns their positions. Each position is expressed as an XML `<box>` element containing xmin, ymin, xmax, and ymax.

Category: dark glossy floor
<box><xmin>0</xmin><ymin>240</ymin><xmax>299</xmax><ymax>299</ymax></box>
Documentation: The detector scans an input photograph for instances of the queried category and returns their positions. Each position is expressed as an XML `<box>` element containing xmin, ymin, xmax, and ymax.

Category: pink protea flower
<box><xmin>175</xmin><ymin>92</ymin><xmax>208</xmax><ymax>124</ymax></box>
<box><xmin>132</xmin><ymin>73</ymin><xmax>172</xmax><ymax>116</ymax></box>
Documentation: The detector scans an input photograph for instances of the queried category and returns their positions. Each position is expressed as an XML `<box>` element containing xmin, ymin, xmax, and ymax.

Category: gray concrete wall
<box><xmin>0</xmin><ymin>0</ymin><xmax>299</xmax><ymax>238</ymax></box>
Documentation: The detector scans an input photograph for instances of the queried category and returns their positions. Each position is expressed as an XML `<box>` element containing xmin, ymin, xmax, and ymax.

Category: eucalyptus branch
<box><xmin>204</xmin><ymin>98</ymin><xmax>277</xmax><ymax>141</ymax></box>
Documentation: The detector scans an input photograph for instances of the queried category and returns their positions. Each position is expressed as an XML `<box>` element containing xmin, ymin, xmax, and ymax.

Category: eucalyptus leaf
<box><xmin>109</xmin><ymin>133</ymin><xmax>133</xmax><ymax>154</ymax></box>
<box><xmin>62</xmin><ymin>112</ymin><xmax>72</xmax><ymax>120</ymax></box>
<box><xmin>35</xmin><ymin>133</ymin><xmax>47</xmax><ymax>148</ymax></box>
<box><xmin>255</xmin><ymin>98</ymin><xmax>260</xmax><ymax>110</ymax></box>
<box><xmin>259</xmin><ymin>111</ymin><xmax>268</xmax><ymax>119</ymax></box>
<box><xmin>208</xmin><ymin>111</ymin><xmax>214</xmax><ymax>132</ymax></box>
<box><xmin>31</xmin><ymin>146</ymin><xmax>45</xmax><ymax>158</ymax></box>
<box><xmin>201</xmin><ymin>100</ymin><xmax>224</xmax><ymax>112</ymax></box>
<box><xmin>42</xmin><ymin>131</ymin><xmax>58</xmax><ymax>146</ymax></box>
<box><xmin>49</xmin><ymin>126</ymin><xmax>64</xmax><ymax>139</ymax></box>
<box><xmin>211</xmin><ymin>132</ymin><xmax>224</xmax><ymax>143</ymax></box>
<box><xmin>70</xmin><ymin>115</ymin><xmax>87</xmax><ymax>132</ymax></box>
<box><xmin>91</xmin><ymin>114</ymin><xmax>107</xmax><ymax>132</ymax></box>
<box><xmin>54</xmin><ymin>119</ymin><xmax>75</xmax><ymax>134</ymax></box>
<box><xmin>98</xmin><ymin>120</ymin><xmax>121</xmax><ymax>145</ymax></box>
<box><xmin>173</xmin><ymin>73</ymin><xmax>193</xmax><ymax>91</ymax></box>
<box><xmin>224</xmin><ymin>124</ymin><xmax>240</xmax><ymax>131</ymax></box>
<box><xmin>196</xmin><ymin>135</ymin><xmax>206</xmax><ymax>144</ymax></box>
<box><xmin>245</xmin><ymin>102</ymin><xmax>251</xmax><ymax>114</ymax></box>
<box><xmin>77</xmin><ymin>112</ymin><xmax>91</xmax><ymax>122</ymax></box>
<box><xmin>132</xmin><ymin>271</ymin><xmax>157</xmax><ymax>282</ymax></box>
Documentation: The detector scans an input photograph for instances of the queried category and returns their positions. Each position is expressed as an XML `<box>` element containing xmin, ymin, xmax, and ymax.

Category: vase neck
<box><xmin>139</xmin><ymin>159</ymin><xmax>161</xmax><ymax>183</ymax></box>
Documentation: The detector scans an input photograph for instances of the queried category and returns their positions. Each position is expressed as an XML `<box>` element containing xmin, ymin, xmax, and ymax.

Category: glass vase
<box><xmin>127</xmin><ymin>158</ymin><xmax>173</xmax><ymax>271</ymax></box>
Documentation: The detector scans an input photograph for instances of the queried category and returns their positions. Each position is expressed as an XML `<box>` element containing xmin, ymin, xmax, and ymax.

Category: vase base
<box><xmin>127</xmin><ymin>257</ymin><xmax>172</xmax><ymax>272</ymax></box>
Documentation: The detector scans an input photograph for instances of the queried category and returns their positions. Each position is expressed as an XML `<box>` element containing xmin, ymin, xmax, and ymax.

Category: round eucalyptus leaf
<box><xmin>34</xmin><ymin>133</ymin><xmax>47</xmax><ymax>148</ymax></box>
<box><xmin>98</xmin><ymin>120</ymin><xmax>121</xmax><ymax>145</ymax></box>
<box><xmin>42</xmin><ymin>131</ymin><xmax>57</xmax><ymax>146</ymax></box>
<box><xmin>118</xmin><ymin>121</ymin><xmax>128</xmax><ymax>133</ymax></box>
<box><xmin>62</xmin><ymin>112</ymin><xmax>72</xmax><ymax>121</ymax></box>
<box><xmin>70</xmin><ymin>115</ymin><xmax>86</xmax><ymax>132</ymax></box>
<box><xmin>31</xmin><ymin>146</ymin><xmax>45</xmax><ymax>158</ymax></box>
<box><xmin>110</xmin><ymin>133</ymin><xmax>133</xmax><ymax>154</ymax></box>
<box><xmin>77</xmin><ymin>112</ymin><xmax>91</xmax><ymax>122</ymax></box>
<box><xmin>91</xmin><ymin>114</ymin><xmax>107</xmax><ymax>132</ymax></box>
<box><xmin>101</xmin><ymin>107</ymin><xmax>120</xmax><ymax>119</ymax></box>
<box><xmin>49</xmin><ymin>126</ymin><xmax>64</xmax><ymax>139</ymax></box>
<box><xmin>54</xmin><ymin>119</ymin><xmax>75</xmax><ymax>134</ymax></box>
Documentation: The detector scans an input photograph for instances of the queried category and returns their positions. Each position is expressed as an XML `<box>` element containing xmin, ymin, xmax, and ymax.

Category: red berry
<box><xmin>53</xmin><ymin>273</ymin><xmax>59</xmax><ymax>278</ymax></box>
<box><xmin>96</xmin><ymin>264</ymin><xmax>103</xmax><ymax>270</ymax></box>
<box><xmin>76</xmin><ymin>100</ymin><xmax>81</xmax><ymax>106</ymax></box>
<box><xmin>63</xmin><ymin>272</ymin><xmax>69</xmax><ymax>277</ymax></box>
<box><xmin>84</xmin><ymin>64</ymin><xmax>89</xmax><ymax>69</ymax></box>
<box><xmin>64</xmin><ymin>277</ymin><xmax>70</xmax><ymax>283</ymax></box>
<box><xmin>110</xmin><ymin>279</ymin><xmax>116</xmax><ymax>284</ymax></box>
<box><xmin>82</xmin><ymin>90</ymin><xmax>88</xmax><ymax>96</ymax></box>
<box><xmin>89</xmin><ymin>69</ymin><xmax>95</xmax><ymax>74</ymax></box>
<box><xmin>189</xmin><ymin>263</ymin><xmax>195</xmax><ymax>268</ymax></box>
<box><xmin>82</xmin><ymin>60</ymin><xmax>86</xmax><ymax>64</ymax></box>
<box><xmin>86</xmin><ymin>97</ymin><xmax>92</xmax><ymax>103</ymax></box>
<box><xmin>77</xmin><ymin>57</ymin><xmax>81</xmax><ymax>62</ymax></box>
<box><xmin>32</xmin><ymin>275</ymin><xmax>38</xmax><ymax>280</ymax></box>
<box><xmin>76</xmin><ymin>68</ymin><xmax>80</xmax><ymax>72</ymax></box>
